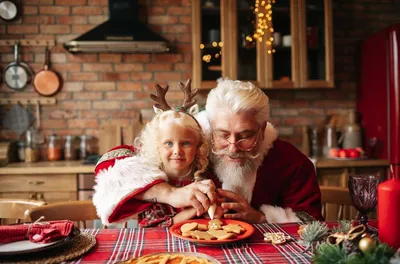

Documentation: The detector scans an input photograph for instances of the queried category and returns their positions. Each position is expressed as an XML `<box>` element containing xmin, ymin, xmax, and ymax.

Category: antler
<box><xmin>150</xmin><ymin>84</ymin><xmax>172</xmax><ymax>111</ymax></box>
<box><xmin>179</xmin><ymin>79</ymin><xmax>198</xmax><ymax>110</ymax></box>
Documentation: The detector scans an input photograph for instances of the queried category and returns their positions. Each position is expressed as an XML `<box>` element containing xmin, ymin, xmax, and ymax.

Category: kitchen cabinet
<box><xmin>0</xmin><ymin>174</ymin><xmax>78</xmax><ymax>205</ymax></box>
<box><xmin>192</xmin><ymin>0</ymin><xmax>334</xmax><ymax>89</ymax></box>
<box><xmin>316</xmin><ymin>158</ymin><xmax>389</xmax><ymax>221</ymax></box>
<box><xmin>0</xmin><ymin>161</ymin><xmax>95</xmax><ymax>206</ymax></box>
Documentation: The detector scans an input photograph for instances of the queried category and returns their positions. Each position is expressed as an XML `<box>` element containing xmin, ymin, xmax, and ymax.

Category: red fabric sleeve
<box><xmin>108</xmin><ymin>179</ymin><xmax>166</xmax><ymax>223</ymax></box>
<box><xmin>283</xmin><ymin>159</ymin><xmax>323</xmax><ymax>221</ymax></box>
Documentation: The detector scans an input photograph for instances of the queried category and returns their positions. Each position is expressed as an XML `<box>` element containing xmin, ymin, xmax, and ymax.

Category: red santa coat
<box><xmin>93</xmin><ymin>124</ymin><xmax>322</xmax><ymax>225</ymax></box>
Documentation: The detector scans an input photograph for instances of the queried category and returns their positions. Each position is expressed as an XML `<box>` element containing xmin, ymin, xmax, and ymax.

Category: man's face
<box><xmin>211</xmin><ymin>110</ymin><xmax>262</xmax><ymax>165</ymax></box>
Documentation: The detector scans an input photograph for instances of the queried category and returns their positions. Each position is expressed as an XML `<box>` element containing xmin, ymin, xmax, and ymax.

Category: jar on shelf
<box><xmin>80</xmin><ymin>135</ymin><xmax>88</xmax><ymax>160</ymax></box>
<box><xmin>17</xmin><ymin>141</ymin><xmax>25</xmax><ymax>162</ymax></box>
<box><xmin>25</xmin><ymin>129</ymin><xmax>39</xmax><ymax>163</ymax></box>
<box><xmin>64</xmin><ymin>135</ymin><xmax>75</xmax><ymax>161</ymax></box>
<box><xmin>47</xmin><ymin>134</ymin><xmax>62</xmax><ymax>161</ymax></box>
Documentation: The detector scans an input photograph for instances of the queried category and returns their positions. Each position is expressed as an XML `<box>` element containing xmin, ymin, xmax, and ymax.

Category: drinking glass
<box><xmin>348</xmin><ymin>174</ymin><xmax>380</xmax><ymax>226</ymax></box>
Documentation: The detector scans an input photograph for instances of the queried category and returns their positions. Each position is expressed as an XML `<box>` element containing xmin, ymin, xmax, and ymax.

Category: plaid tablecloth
<box><xmin>67</xmin><ymin>221</ymin><xmax>378</xmax><ymax>264</ymax></box>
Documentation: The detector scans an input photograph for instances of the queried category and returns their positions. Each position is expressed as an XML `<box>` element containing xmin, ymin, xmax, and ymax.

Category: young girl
<box><xmin>134</xmin><ymin>106</ymin><xmax>210</xmax><ymax>227</ymax></box>
<box><xmin>93</xmin><ymin>80</ymin><xmax>218</xmax><ymax>227</ymax></box>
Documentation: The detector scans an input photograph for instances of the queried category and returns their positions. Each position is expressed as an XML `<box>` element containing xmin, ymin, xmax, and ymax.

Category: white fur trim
<box><xmin>262</xmin><ymin>122</ymin><xmax>278</xmax><ymax>156</ymax></box>
<box><xmin>188</xmin><ymin>104</ymin><xmax>199</xmax><ymax>115</ymax></box>
<box><xmin>92</xmin><ymin>156</ymin><xmax>168</xmax><ymax>225</ymax></box>
<box><xmin>260</xmin><ymin>205</ymin><xmax>301</xmax><ymax>223</ymax></box>
<box><xmin>153</xmin><ymin>105</ymin><xmax>163</xmax><ymax>114</ymax></box>
<box><xmin>194</xmin><ymin>111</ymin><xmax>211</xmax><ymax>140</ymax></box>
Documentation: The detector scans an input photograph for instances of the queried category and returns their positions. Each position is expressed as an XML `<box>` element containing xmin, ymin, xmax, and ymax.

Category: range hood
<box><xmin>64</xmin><ymin>0</ymin><xmax>170</xmax><ymax>54</ymax></box>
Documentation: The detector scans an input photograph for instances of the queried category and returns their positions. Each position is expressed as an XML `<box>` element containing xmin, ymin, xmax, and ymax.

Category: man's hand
<box><xmin>164</xmin><ymin>180</ymin><xmax>217</xmax><ymax>217</ymax></box>
<box><xmin>217</xmin><ymin>189</ymin><xmax>266</xmax><ymax>224</ymax></box>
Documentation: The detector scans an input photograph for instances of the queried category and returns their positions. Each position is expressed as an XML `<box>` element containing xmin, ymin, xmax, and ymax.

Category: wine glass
<box><xmin>348</xmin><ymin>174</ymin><xmax>380</xmax><ymax>226</ymax></box>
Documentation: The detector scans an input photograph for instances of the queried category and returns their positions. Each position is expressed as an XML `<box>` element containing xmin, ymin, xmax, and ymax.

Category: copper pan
<box><xmin>33</xmin><ymin>47</ymin><xmax>62</xmax><ymax>97</ymax></box>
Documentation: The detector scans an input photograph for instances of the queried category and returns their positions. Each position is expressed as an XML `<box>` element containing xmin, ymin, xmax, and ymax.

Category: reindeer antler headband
<box><xmin>150</xmin><ymin>79</ymin><xmax>199</xmax><ymax>115</ymax></box>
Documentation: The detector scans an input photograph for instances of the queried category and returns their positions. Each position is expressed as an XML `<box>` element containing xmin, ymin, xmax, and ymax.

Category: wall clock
<box><xmin>0</xmin><ymin>0</ymin><xmax>18</xmax><ymax>21</ymax></box>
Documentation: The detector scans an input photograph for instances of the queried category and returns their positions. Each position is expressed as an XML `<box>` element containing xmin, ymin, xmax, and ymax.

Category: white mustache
<box><xmin>211</xmin><ymin>148</ymin><xmax>260</xmax><ymax>159</ymax></box>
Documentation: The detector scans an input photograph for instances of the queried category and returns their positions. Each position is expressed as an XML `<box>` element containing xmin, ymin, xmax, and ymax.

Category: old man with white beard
<box><xmin>93</xmin><ymin>79</ymin><xmax>322</xmax><ymax>225</ymax></box>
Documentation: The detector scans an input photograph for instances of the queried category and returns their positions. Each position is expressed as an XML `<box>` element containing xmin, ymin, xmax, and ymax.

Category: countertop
<box><xmin>0</xmin><ymin>158</ymin><xmax>389</xmax><ymax>175</ymax></box>
<box><xmin>0</xmin><ymin>161</ymin><xmax>95</xmax><ymax>175</ymax></box>
<box><xmin>314</xmin><ymin>158</ymin><xmax>389</xmax><ymax>169</ymax></box>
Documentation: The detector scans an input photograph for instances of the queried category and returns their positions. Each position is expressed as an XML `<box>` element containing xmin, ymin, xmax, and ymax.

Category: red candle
<box><xmin>378</xmin><ymin>165</ymin><xmax>400</xmax><ymax>249</ymax></box>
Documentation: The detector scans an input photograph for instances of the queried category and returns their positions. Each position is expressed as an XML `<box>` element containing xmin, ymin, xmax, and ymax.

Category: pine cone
<box><xmin>343</xmin><ymin>239</ymin><xmax>358</xmax><ymax>254</ymax></box>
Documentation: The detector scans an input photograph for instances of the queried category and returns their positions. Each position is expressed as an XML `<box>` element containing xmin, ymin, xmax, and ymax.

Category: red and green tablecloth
<box><xmin>68</xmin><ymin>221</ymin><xmax>378</xmax><ymax>264</ymax></box>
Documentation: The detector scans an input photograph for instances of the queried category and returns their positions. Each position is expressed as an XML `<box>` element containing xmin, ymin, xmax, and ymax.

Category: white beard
<box><xmin>210</xmin><ymin>146</ymin><xmax>266</xmax><ymax>203</ymax></box>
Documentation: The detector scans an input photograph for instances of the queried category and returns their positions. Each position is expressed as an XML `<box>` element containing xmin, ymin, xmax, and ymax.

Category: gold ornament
<box><xmin>359</xmin><ymin>237</ymin><xmax>376</xmax><ymax>253</ymax></box>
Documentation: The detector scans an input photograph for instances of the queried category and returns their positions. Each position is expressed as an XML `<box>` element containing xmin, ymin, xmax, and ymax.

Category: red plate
<box><xmin>169</xmin><ymin>219</ymin><xmax>255</xmax><ymax>245</ymax></box>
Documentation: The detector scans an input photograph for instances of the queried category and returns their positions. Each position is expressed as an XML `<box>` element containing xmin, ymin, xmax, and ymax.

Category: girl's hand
<box><xmin>172</xmin><ymin>207</ymin><xmax>197</xmax><ymax>224</ymax></box>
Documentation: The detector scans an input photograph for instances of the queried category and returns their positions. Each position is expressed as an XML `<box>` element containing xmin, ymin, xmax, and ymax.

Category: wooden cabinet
<box><xmin>0</xmin><ymin>174</ymin><xmax>78</xmax><ymax>204</ymax></box>
<box><xmin>316</xmin><ymin>158</ymin><xmax>389</xmax><ymax>221</ymax></box>
<box><xmin>192</xmin><ymin>0</ymin><xmax>334</xmax><ymax>89</ymax></box>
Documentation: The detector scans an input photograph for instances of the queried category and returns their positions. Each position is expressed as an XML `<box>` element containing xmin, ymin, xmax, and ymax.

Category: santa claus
<box><xmin>93</xmin><ymin>79</ymin><xmax>322</xmax><ymax>225</ymax></box>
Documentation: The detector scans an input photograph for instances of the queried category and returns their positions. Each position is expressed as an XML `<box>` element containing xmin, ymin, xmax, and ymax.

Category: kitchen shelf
<box><xmin>0</xmin><ymin>98</ymin><xmax>56</xmax><ymax>105</ymax></box>
<box><xmin>0</xmin><ymin>39</ymin><xmax>55</xmax><ymax>47</ymax></box>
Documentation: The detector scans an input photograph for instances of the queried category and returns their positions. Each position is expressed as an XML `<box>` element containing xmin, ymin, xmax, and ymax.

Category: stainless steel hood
<box><xmin>64</xmin><ymin>0</ymin><xmax>170</xmax><ymax>54</ymax></box>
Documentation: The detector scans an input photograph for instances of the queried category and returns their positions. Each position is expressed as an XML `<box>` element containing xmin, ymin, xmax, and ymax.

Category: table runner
<box><xmin>68</xmin><ymin>222</ymin><xmax>313</xmax><ymax>264</ymax></box>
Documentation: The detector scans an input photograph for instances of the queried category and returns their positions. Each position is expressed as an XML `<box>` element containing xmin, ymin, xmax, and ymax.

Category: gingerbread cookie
<box><xmin>207</xmin><ymin>229</ymin><xmax>236</xmax><ymax>240</ymax></box>
<box><xmin>197</xmin><ymin>224</ymin><xmax>208</xmax><ymax>231</ymax></box>
<box><xmin>263</xmin><ymin>232</ymin><xmax>292</xmax><ymax>245</ymax></box>
<box><xmin>180</xmin><ymin>222</ymin><xmax>198</xmax><ymax>233</ymax></box>
<box><xmin>208</xmin><ymin>219</ymin><xmax>223</xmax><ymax>230</ymax></box>
<box><xmin>191</xmin><ymin>230</ymin><xmax>216</xmax><ymax>240</ymax></box>
<box><xmin>222</xmin><ymin>224</ymin><xmax>245</xmax><ymax>234</ymax></box>
<box><xmin>181</xmin><ymin>232</ymin><xmax>193</xmax><ymax>237</ymax></box>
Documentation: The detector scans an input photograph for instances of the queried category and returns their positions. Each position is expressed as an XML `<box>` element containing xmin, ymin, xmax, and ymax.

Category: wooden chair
<box><xmin>0</xmin><ymin>198</ymin><xmax>46</xmax><ymax>225</ymax></box>
<box><xmin>29</xmin><ymin>200</ymin><xmax>102</xmax><ymax>228</ymax></box>
<box><xmin>320</xmin><ymin>185</ymin><xmax>353</xmax><ymax>220</ymax></box>
<box><xmin>29</xmin><ymin>200</ymin><xmax>129</xmax><ymax>229</ymax></box>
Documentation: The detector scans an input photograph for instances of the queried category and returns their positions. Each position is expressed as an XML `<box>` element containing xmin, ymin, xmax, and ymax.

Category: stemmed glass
<box><xmin>348</xmin><ymin>174</ymin><xmax>380</xmax><ymax>226</ymax></box>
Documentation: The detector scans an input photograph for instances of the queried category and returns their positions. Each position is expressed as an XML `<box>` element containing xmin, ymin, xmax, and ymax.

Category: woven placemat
<box><xmin>0</xmin><ymin>233</ymin><xmax>96</xmax><ymax>264</ymax></box>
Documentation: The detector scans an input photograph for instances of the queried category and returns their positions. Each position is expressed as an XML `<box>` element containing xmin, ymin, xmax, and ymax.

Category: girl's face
<box><xmin>158</xmin><ymin>123</ymin><xmax>200</xmax><ymax>178</ymax></box>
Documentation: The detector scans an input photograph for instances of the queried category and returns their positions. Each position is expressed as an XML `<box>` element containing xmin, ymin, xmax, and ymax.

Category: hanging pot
<box><xmin>2</xmin><ymin>41</ymin><xmax>34</xmax><ymax>91</ymax></box>
<box><xmin>0</xmin><ymin>0</ymin><xmax>19</xmax><ymax>21</ymax></box>
<box><xmin>33</xmin><ymin>46</ymin><xmax>62</xmax><ymax>97</ymax></box>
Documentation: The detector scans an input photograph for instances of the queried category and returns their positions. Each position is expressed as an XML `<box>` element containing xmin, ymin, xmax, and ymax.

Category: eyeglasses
<box><xmin>212</xmin><ymin>130</ymin><xmax>260</xmax><ymax>152</ymax></box>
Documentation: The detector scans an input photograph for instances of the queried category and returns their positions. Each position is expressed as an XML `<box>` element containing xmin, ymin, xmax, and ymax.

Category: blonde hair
<box><xmin>134</xmin><ymin>110</ymin><xmax>209</xmax><ymax>180</ymax></box>
<box><xmin>206</xmin><ymin>79</ymin><xmax>270</xmax><ymax>126</ymax></box>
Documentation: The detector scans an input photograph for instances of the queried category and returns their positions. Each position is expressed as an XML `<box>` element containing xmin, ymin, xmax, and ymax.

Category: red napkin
<box><xmin>0</xmin><ymin>220</ymin><xmax>75</xmax><ymax>244</ymax></box>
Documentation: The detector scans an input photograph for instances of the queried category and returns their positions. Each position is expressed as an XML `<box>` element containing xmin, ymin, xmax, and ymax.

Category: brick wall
<box><xmin>1</xmin><ymin>0</ymin><xmax>400</xmax><ymax>150</ymax></box>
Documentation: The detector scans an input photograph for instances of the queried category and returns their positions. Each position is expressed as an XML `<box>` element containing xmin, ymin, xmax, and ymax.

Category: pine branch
<box><xmin>312</xmin><ymin>243</ymin><xmax>350</xmax><ymax>264</ymax></box>
<box><xmin>347</xmin><ymin>243</ymin><xmax>395</xmax><ymax>264</ymax></box>
<box><xmin>332</xmin><ymin>220</ymin><xmax>352</xmax><ymax>234</ymax></box>
<box><xmin>302</xmin><ymin>221</ymin><xmax>330</xmax><ymax>244</ymax></box>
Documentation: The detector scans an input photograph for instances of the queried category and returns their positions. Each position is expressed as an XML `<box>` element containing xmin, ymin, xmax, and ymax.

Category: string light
<box><xmin>252</xmin><ymin>0</ymin><xmax>275</xmax><ymax>54</ymax></box>
<box><xmin>200</xmin><ymin>42</ymin><xmax>223</xmax><ymax>63</ymax></box>
<box><xmin>200</xmin><ymin>0</ymin><xmax>275</xmax><ymax>64</ymax></box>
